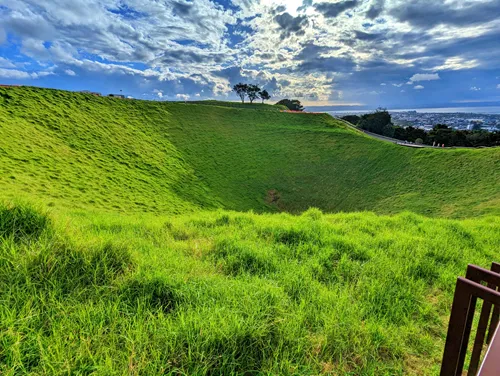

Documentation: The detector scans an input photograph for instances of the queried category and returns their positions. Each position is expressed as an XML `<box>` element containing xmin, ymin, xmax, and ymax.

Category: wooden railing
<box><xmin>440</xmin><ymin>263</ymin><xmax>500</xmax><ymax>376</ymax></box>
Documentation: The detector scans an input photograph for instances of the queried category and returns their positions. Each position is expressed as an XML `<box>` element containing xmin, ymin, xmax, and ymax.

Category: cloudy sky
<box><xmin>1</xmin><ymin>0</ymin><xmax>500</xmax><ymax>109</ymax></box>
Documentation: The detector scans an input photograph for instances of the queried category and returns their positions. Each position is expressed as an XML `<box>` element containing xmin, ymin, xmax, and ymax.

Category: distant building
<box><xmin>108</xmin><ymin>94</ymin><xmax>125</xmax><ymax>99</ymax></box>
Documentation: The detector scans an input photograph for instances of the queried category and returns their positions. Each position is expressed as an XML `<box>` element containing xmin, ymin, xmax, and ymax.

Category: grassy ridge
<box><xmin>2</xmin><ymin>203</ymin><xmax>499</xmax><ymax>375</ymax></box>
<box><xmin>185</xmin><ymin>100</ymin><xmax>288</xmax><ymax>111</ymax></box>
<box><xmin>1</xmin><ymin>86</ymin><xmax>498</xmax><ymax>217</ymax></box>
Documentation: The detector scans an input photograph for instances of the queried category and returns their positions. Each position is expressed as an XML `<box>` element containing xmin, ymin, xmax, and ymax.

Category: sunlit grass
<box><xmin>1</xmin><ymin>204</ymin><xmax>499</xmax><ymax>374</ymax></box>
<box><xmin>0</xmin><ymin>86</ymin><xmax>499</xmax><ymax>374</ymax></box>
<box><xmin>1</xmin><ymin>86</ymin><xmax>499</xmax><ymax>217</ymax></box>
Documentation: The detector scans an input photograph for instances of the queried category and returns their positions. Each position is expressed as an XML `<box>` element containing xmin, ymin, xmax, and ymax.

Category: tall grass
<box><xmin>1</xmin><ymin>204</ymin><xmax>498</xmax><ymax>374</ymax></box>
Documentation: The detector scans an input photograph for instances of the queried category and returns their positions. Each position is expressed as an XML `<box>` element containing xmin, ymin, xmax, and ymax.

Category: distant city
<box><xmin>390</xmin><ymin>111</ymin><xmax>500</xmax><ymax>132</ymax></box>
<box><xmin>328</xmin><ymin>109</ymin><xmax>500</xmax><ymax>132</ymax></box>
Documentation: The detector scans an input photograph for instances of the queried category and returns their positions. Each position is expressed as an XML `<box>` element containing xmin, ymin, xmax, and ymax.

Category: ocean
<box><xmin>327</xmin><ymin>106</ymin><xmax>500</xmax><ymax>115</ymax></box>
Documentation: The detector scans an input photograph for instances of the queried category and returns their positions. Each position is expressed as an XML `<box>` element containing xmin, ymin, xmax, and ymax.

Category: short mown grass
<box><xmin>1</xmin><ymin>204</ymin><xmax>499</xmax><ymax>375</ymax></box>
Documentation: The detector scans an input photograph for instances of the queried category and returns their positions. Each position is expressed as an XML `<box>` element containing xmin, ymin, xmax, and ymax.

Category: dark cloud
<box><xmin>314</xmin><ymin>0</ymin><xmax>359</xmax><ymax>18</ymax></box>
<box><xmin>158</xmin><ymin>48</ymin><xmax>227</xmax><ymax>65</ymax></box>
<box><xmin>396</xmin><ymin>29</ymin><xmax>500</xmax><ymax>68</ymax></box>
<box><xmin>295</xmin><ymin>43</ymin><xmax>355</xmax><ymax>73</ymax></box>
<box><xmin>298</xmin><ymin>0</ymin><xmax>313</xmax><ymax>12</ymax></box>
<box><xmin>366</xmin><ymin>0</ymin><xmax>385</xmax><ymax>19</ymax></box>
<box><xmin>274</xmin><ymin>12</ymin><xmax>309</xmax><ymax>39</ymax></box>
<box><xmin>391</xmin><ymin>0</ymin><xmax>500</xmax><ymax>28</ymax></box>
<box><xmin>172</xmin><ymin>1</ymin><xmax>194</xmax><ymax>16</ymax></box>
<box><xmin>271</xmin><ymin>5</ymin><xmax>287</xmax><ymax>15</ymax></box>
<box><xmin>354</xmin><ymin>30</ymin><xmax>385</xmax><ymax>41</ymax></box>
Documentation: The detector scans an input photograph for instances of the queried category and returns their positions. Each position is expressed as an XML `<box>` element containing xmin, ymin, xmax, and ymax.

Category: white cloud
<box><xmin>65</xmin><ymin>69</ymin><xmax>76</xmax><ymax>76</ymax></box>
<box><xmin>414</xmin><ymin>85</ymin><xmax>424</xmax><ymax>90</ymax></box>
<box><xmin>400</xmin><ymin>89</ymin><xmax>405</xmax><ymax>93</ymax></box>
<box><xmin>380</xmin><ymin>83</ymin><xmax>386</xmax><ymax>86</ymax></box>
<box><xmin>153</xmin><ymin>89</ymin><xmax>163</xmax><ymax>98</ymax></box>
<box><xmin>432</xmin><ymin>57</ymin><xmax>479</xmax><ymax>71</ymax></box>
<box><xmin>392</xmin><ymin>83</ymin><xmax>403</xmax><ymax>87</ymax></box>
<box><xmin>409</xmin><ymin>73</ymin><xmax>440</xmax><ymax>83</ymax></box>
<box><xmin>470</xmin><ymin>86</ymin><xmax>481</xmax><ymax>91</ymax></box>
<box><xmin>497</xmin><ymin>84</ymin><xmax>500</xmax><ymax>89</ymax></box>
<box><xmin>0</xmin><ymin>57</ymin><xmax>16</xmax><ymax>69</ymax></box>
<box><xmin>0</xmin><ymin>68</ymin><xmax>31</xmax><ymax>79</ymax></box>
<box><xmin>195</xmin><ymin>93</ymin><xmax>201</xmax><ymax>97</ymax></box>
<box><xmin>31</xmin><ymin>71</ymin><xmax>54</xmax><ymax>79</ymax></box>
<box><xmin>176</xmin><ymin>93</ymin><xmax>190</xmax><ymax>101</ymax></box>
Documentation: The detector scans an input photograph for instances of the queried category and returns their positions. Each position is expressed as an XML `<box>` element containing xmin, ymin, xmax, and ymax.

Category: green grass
<box><xmin>185</xmin><ymin>100</ymin><xmax>288</xmax><ymax>111</ymax></box>
<box><xmin>1</xmin><ymin>204</ymin><xmax>499</xmax><ymax>375</ymax></box>
<box><xmin>1</xmin><ymin>86</ymin><xmax>498</xmax><ymax>217</ymax></box>
<box><xmin>0</xmin><ymin>86</ymin><xmax>499</xmax><ymax>375</ymax></box>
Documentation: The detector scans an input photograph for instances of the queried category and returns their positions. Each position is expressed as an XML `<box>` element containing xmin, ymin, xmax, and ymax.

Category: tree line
<box><xmin>232</xmin><ymin>83</ymin><xmax>306</xmax><ymax>111</ymax></box>
<box><xmin>342</xmin><ymin>110</ymin><xmax>500</xmax><ymax>147</ymax></box>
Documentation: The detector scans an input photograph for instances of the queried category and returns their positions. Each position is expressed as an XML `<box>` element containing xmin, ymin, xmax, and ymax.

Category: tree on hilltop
<box><xmin>276</xmin><ymin>99</ymin><xmax>304</xmax><ymax>111</ymax></box>
<box><xmin>259</xmin><ymin>89</ymin><xmax>271</xmax><ymax>103</ymax></box>
<box><xmin>247</xmin><ymin>84</ymin><xmax>261</xmax><ymax>104</ymax></box>
<box><xmin>233</xmin><ymin>83</ymin><xmax>249</xmax><ymax>103</ymax></box>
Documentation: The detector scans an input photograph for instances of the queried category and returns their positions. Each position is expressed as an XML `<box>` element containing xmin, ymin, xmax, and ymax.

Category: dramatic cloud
<box><xmin>390</xmin><ymin>0</ymin><xmax>500</xmax><ymax>28</ymax></box>
<box><xmin>274</xmin><ymin>12</ymin><xmax>309</xmax><ymax>39</ymax></box>
<box><xmin>314</xmin><ymin>1</ymin><xmax>359</xmax><ymax>18</ymax></box>
<box><xmin>0</xmin><ymin>0</ymin><xmax>498</xmax><ymax>108</ymax></box>
<box><xmin>366</xmin><ymin>0</ymin><xmax>385</xmax><ymax>19</ymax></box>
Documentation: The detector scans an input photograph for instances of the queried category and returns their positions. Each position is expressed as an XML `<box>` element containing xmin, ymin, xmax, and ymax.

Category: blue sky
<box><xmin>0</xmin><ymin>0</ymin><xmax>499</xmax><ymax>109</ymax></box>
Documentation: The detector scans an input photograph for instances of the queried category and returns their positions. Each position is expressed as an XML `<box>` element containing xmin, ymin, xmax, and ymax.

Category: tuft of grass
<box><xmin>0</xmin><ymin>202</ymin><xmax>50</xmax><ymax>242</ymax></box>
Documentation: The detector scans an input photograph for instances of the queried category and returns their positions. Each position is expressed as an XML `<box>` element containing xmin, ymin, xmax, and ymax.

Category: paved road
<box><xmin>336</xmin><ymin>118</ymin><xmax>431</xmax><ymax>148</ymax></box>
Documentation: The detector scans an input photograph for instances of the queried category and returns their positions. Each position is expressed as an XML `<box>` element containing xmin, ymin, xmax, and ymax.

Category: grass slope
<box><xmin>185</xmin><ymin>100</ymin><xmax>288</xmax><ymax>111</ymax></box>
<box><xmin>1</xmin><ymin>86</ymin><xmax>499</xmax><ymax>217</ymax></box>
<box><xmin>1</xmin><ymin>204</ymin><xmax>499</xmax><ymax>375</ymax></box>
<box><xmin>1</xmin><ymin>86</ymin><xmax>500</xmax><ymax>375</ymax></box>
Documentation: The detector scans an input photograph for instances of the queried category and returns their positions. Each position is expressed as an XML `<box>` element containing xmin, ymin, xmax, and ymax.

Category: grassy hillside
<box><xmin>185</xmin><ymin>100</ymin><xmax>288</xmax><ymax>111</ymax></box>
<box><xmin>1</xmin><ymin>86</ymin><xmax>500</xmax><ymax>375</ymax></box>
<box><xmin>1</xmin><ymin>86</ymin><xmax>499</xmax><ymax>217</ymax></box>
<box><xmin>1</xmin><ymin>203</ymin><xmax>499</xmax><ymax>375</ymax></box>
